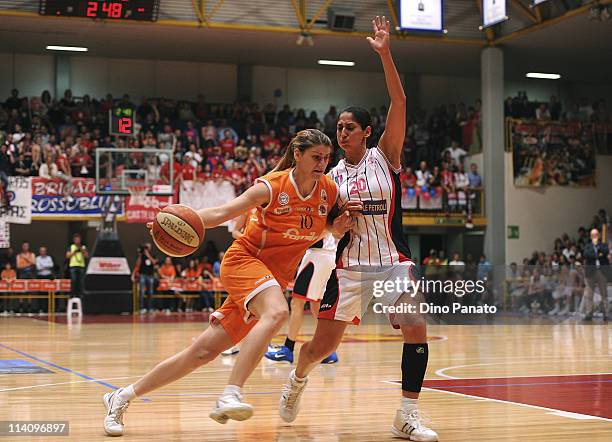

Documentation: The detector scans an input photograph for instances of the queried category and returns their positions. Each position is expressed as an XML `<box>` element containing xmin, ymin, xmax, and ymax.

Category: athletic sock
<box><xmin>222</xmin><ymin>384</ymin><xmax>242</xmax><ymax>397</ymax></box>
<box><xmin>401</xmin><ymin>397</ymin><xmax>418</xmax><ymax>412</ymax></box>
<box><xmin>118</xmin><ymin>384</ymin><xmax>136</xmax><ymax>402</ymax></box>
<box><xmin>284</xmin><ymin>338</ymin><xmax>296</xmax><ymax>352</ymax></box>
<box><xmin>291</xmin><ymin>369</ymin><xmax>307</xmax><ymax>383</ymax></box>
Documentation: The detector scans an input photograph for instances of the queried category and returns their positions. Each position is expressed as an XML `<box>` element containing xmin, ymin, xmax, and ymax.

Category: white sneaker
<box><xmin>221</xmin><ymin>345</ymin><xmax>240</xmax><ymax>356</ymax></box>
<box><xmin>391</xmin><ymin>408</ymin><xmax>438</xmax><ymax>441</ymax></box>
<box><xmin>103</xmin><ymin>389</ymin><xmax>130</xmax><ymax>436</ymax></box>
<box><xmin>279</xmin><ymin>370</ymin><xmax>308</xmax><ymax>423</ymax></box>
<box><xmin>209</xmin><ymin>391</ymin><xmax>253</xmax><ymax>424</ymax></box>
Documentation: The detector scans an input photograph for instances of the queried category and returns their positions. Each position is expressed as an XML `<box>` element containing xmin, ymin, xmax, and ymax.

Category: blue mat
<box><xmin>0</xmin><ymin>359</ymin><xmax>54</xmax><ymax>374</ymax></box>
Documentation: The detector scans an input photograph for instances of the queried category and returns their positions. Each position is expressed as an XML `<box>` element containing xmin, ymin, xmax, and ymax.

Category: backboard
<box><xmin>95</xmin><ymin>147</ymin><xmax>174</xmax><ymax>196</ymax></box>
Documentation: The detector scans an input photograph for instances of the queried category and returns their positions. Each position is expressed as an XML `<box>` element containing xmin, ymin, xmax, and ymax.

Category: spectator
<box><xmin>16</xmin><ymin>241</ymin><xmax>36</xmax><ymax>279</ymax></box>
<box><xmin>467</xmin><ymin>163</ymin><xmax>482</xmax><ymax>189</ymax></box>
<box><xmin>132</xmin><ymin>242</ymin><xmax>158</xmax><ymax>314</ymax></box>
<box><xmin>36</xmin><ymin>247</ymin><xmax>54</xmax><ymax>278</ymax></box>
<box><xmin>158</xmin><ymin>257</ymin><xmax>176</xmax><ymax>281</ymax></box>
<box><xmin>13</xmin><ymin>152</ymin><xmax>32</xmax><ymax>176</ymax></box>
<box><xmin>181</xmin><ymin>258</ymin><xmax>201</xmax><ymax>313</ymax></box>
<box><xmin>582</xmin><ymin>228</ymin><xmax>609</xmax><ymax>320</ymax></box>
<box><xmin>0</xmin><ymin>144</ymin><xmax>13</xmax><ymax>206</ymax></box>
<box><xmin>444</xmin><ymin>141</ymin><xmax>467</xmax><ymax>168</ymax></box>
<box><xmin>212</xmin><ymin>251</ymin><xmax>224</xmax><ymax>277</ymax></box>
<box><xmin>448</xmin><ymin>252</ymin><xmax>465</xmax><ymax>280</ymax></box>
<box><xmin>535</xmin><ymin>103</ymin><xmax>551</xmax><ymax>120</ymax></box>
<box><xmin>1</xmin><ymin>262</ymin><xmax>16</xmax><ymax>280</ymax></box>
<box><xmin>218</xmin><ymin>120</ymin><xmax>238</xmax><ymax>144</ymax></box>
<box><xmin>454</xmin><ymin>163</ymin><xmax>470</xmax><ymax>210</ymax></box>
<box><xmin>157</xmin><ymin>124</ymin><xmax>176</xmax><ymax>151</ymax></box>
<box><xmin>415</xmin><ymin>161</ymin><xmax>431</xmax><ymax>188</ymax></box>
<box><xmin>0</xmin><ymin>247</ymin><xmax>16</xmax><ymax>270</ymax></box>
<box><xmin>66</xmin><ymin>233</ymin><xmax>88</xmax><ymax>299</ymax></box>
<box><xmin>178</xmin><ymin>154</ymin><xmax>196</xmax><ymax>186</ymax></box>
<box><xmin>549</xmin><ymin>95</ymin><xmax>562</xmax><ymax>120</ymax></box>
<box><xmin>220</xmin><ymin>129</ymin><xmax>236</xmax><ymax>156</ymax></box>
<box><xmin>1</xmin><ymin>261</ymin><xmax>16</xmax><ymax>312</ymax></box>
<box><xmin>5</xmin><ymin>89</ymin><xmax>21</xmax><ymax>111</ymax></box>
<box><xmin>476</xmin><ymin>254</ymin><xmax>492</xmax><ymax>282</ymax></box>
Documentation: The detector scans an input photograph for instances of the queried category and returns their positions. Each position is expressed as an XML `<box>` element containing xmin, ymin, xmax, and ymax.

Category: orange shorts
<box><xmin>209</xmin><ymin>245</ymin><xmax>283</xmax><ymax>344</ymax></box>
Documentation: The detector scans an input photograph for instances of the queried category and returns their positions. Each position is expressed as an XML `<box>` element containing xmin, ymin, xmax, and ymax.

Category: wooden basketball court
<box><xmin>1</xmin><ymin>314</ymin><xmax>610</xmax><ymax>441</ymax></box>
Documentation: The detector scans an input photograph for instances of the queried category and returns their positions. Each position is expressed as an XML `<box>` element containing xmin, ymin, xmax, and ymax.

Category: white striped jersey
<box><xmin>329</xmin><ymin>147</ymin><xmax>412</xmax><ymax>268</ymax></box>
<box><xmin>309</xmin><ymin>232</ymin><xmax>338</xmax><ymax>253</ymax></box>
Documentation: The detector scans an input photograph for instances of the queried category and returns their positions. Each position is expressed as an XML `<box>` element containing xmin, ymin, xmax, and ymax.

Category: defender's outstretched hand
<box><xmin>367</xmin><ymin>16</ymin><xmax>391</xmax><ymax>55</ymax></box>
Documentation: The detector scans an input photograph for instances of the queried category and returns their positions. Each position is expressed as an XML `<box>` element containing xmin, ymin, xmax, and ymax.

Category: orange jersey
<box><xmin>232</xmin><ymin>169</ymin><xmax>338</xmax><ymax>287</ymax></box>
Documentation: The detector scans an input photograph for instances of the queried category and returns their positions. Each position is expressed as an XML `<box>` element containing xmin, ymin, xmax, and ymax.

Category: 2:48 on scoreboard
<box><xmin>39</xmin><ymin>0</ymin><xmax>160</xmax><ymax>21</ymax></box>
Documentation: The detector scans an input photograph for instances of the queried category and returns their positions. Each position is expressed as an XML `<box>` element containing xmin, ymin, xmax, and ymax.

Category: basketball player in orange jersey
<box><xmin>278</xmin><ymin>17</ymin><xmax>438</xmax><ymax>441</ymax></box>
<box><xmin>102</xmin><ymin>129</ymin><xmax>362</xmax><ymax>437</ymax></box>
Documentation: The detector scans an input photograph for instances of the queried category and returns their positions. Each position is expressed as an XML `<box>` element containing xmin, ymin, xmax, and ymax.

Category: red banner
<box><xmin>125</xmin><ymin>193</ymin><xmax>173</xmax><ymax>224</ymax></box>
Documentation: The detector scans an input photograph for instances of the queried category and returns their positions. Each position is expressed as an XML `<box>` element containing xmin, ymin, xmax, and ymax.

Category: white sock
<box><xmin>401</xmin><ymin>397</ymin><xmax>418</xmax><ymax>411</ymax></box>
<box><xmin>118</xmin><ymin>385</ymin><xmax>136</xmax><ymax>402</ymax></box>
<box><xmin>222</xmin><ymin>384</ymin><xmax>242</xmax><ymax>396</ymax></box>
<box><xmin>291</xmin><ymin>369</ymin><xmax>307</xmax><ymax>383</ymax></box>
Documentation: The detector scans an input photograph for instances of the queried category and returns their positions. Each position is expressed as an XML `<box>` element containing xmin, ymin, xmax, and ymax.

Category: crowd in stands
<box><xmin>504</xmin><ymin>92</ymin><xmax>610</xmax><ymax>124</ymax></box>
<box><xmin>506</xmin><ymin>209</ymin><xmax>610</xmax><ymax>320</ymax></box>
<box><xmin>0</xmin><ymin>88</ymin><xmax>486</xmax><ymax>203</ymax></box>
<box><xmin>506</xmin><ymin>93</ymin><xmax>611</xmax><ymax>187</ymax></box>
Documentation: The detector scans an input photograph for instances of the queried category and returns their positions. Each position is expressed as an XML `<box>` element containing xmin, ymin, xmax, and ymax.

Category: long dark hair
<box><xmin>273</xmin><ymin>129</ymin><xmax>331</xmax><ymax>172</ymax></box>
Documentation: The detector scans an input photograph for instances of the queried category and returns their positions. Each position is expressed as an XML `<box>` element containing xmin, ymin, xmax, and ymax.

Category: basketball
<box><xmin>152</xmin><ymin>204</ymin><xmax>205</xmax><ymax>257</ymax></box>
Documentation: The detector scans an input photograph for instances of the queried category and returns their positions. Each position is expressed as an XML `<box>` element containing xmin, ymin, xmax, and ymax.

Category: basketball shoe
<box><xmin>391</xmin><ymin>408</ymin><xmax>438</xmax><ymax>441</ymax></box>
<box><xmin>279</xmin><ymin>369</ymin><xmax>308</xmax><ymax>422</ymax></box>
<box><xmin>320</xmin><ymin>352</ymin><xmax>338</xmax><ymax>364</ymax></box>
<box><xmin>103</xmin><ymin>389</ymin><xmax>131</xmax><ymax>436</ymax></box>
<box><xmin>209</xmin><ymin>390</ymin><xmax>253</xmax><ymax>424</ymax></box>
<box><xmin>264</xmin><ymin>345</ymin><xmax>294</xmax><ymax>363</ymax></box>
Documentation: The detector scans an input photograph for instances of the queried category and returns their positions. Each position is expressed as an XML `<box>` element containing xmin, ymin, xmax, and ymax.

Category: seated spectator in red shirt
<box><xmin>401</xmin><ymin>167</ymin><xmax>417</xmax><ymax>189</ymax></box>
<box><xmin>197</xmin><ymin>163</ymin><xmax>213</xmax><ymax>182</ymax></box>
<box><xmin>178</xmin><ymin>155</ymin><xmax>196</xmax><ymax>185</ymax></box>
<box><xmin>220</xmin><ymin>130</ymin><xmax>236</xmax><ymax>156</ymax></box>
<box><xmin>212</xmin><ymin>163</ymin><xmax>229</xmax><ymax>182</ymax></box>
<box><xmin>71</xmin><ymin>150</ymin><xmax>93</xmax><ymax>177</ymax></box>
<box><xmin>262</xmin><ymin>129</ymin><xmax>281</xmax><ymax>157</ymax></box>
<box><xmin>228</xmin><ymin>161</ymin><xmax>246</xmax><ymax>192</ymax></box>
<box><xmin>160</xmin><ymin>159</ymin><xmax>181</xmax><ymax>185</ymax></box>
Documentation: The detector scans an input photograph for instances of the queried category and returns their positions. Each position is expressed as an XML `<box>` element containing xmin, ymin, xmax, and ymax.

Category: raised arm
<box><xmin>368</xmin><ymin>16</ymin><xmax>406</xmax><ymax>170</ymax></box>
<box><xmin>197</xmin><ymin>181</ymin><xmax>269</xmax><ymax>229</ymax></box>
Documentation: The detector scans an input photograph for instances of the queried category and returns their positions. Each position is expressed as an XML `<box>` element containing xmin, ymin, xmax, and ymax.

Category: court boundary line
<box><xmin>435</xmin><ymin>359</ymin><xmax>612</xmax><ymax>379</ymax></box>
<box><xmin>421</xmin><ymin>386</ymin><xmax>612</xmax><ymax>423</ymax></box>
<box><xmin>380</xmin><ymin>379</ymin><xmax>612</xmax><ymax>422</ymax></box>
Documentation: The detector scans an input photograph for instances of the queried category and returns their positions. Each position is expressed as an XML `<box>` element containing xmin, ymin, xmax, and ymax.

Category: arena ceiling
<box><xmin>0</xmin><ymin>0</ymin><xmax>610</xmax><ymax>83</ymax></box>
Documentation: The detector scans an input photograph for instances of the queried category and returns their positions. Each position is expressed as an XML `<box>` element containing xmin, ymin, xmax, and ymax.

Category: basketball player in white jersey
<box><xmin>264</xmin><ymin>233</ymin><xmax>338</xmax><ymax>364</ymax></box>
<box><xmin>278</xmin><ymin>16</ymin><xmax>438</xmax><ymax>441</ymax></box>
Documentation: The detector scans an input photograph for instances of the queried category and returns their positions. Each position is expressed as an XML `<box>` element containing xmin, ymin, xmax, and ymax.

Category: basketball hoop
<box><xmin>127</xmin><ymin>185</ymin><xmax>150</xmax><ymax>207</ymax></box>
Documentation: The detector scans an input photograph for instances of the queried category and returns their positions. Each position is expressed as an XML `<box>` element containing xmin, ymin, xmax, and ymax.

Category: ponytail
<box><xmin>273</xmin><ymin>143</ymin><xmax>297</xmax><ymax>172</ymax></box>
<box><xmin>272</xmin><ymin>129</ymin><xmax>331</xmax><ymax>172</ymax></box>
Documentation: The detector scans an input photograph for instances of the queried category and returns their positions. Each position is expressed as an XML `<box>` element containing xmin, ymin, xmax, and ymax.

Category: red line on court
<box><xmin>421</xmin><ymin>374</ymin><xmax>612</xmax><ymax>419</ymax></box>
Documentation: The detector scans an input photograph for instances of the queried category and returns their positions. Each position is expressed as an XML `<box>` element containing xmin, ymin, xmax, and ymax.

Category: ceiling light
<box><xmin>526</xmin><ymin>72</ymin><xmax>561</xmax><ymax>80</ymax></box>
<box><xmin>317</xmin><ymin>60</ymin><xmax>355</xmax><ymax>67</ymax></box>
<box><xmin>46</xmin><ymin>45</ymin><xmax>88</xmax><ymax>52</ymax></box>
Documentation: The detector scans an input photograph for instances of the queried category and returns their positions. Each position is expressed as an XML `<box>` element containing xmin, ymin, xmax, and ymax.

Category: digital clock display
<box><xmin>39</xmin><ymin>0</ymin><xmax>160</xmax><ymax>21</ymax></box>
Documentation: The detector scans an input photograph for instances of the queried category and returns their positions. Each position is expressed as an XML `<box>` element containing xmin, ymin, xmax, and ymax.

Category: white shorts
<box><xmin>318</xmin><ymin>262</ymin><xmax>417</xmax><ymax>325</ymax></box>
<box><xmin>292</xmin><ymin>249</ymin><xmax>336</xmax><ymax>302</ymax></box>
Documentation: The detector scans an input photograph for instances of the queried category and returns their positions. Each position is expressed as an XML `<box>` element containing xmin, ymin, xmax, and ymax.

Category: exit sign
<box><xmin>507</xmin><ymin>225</ymin><xmax>519</xmax><ymax>239</ymax></box>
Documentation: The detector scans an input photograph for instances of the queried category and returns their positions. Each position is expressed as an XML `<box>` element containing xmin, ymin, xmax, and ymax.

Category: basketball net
<box><xmin>127</xmin><ymin>185</ymin><xmax>151</xmax><ymax>208</ymax></box>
